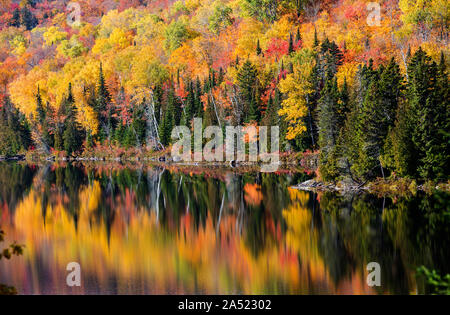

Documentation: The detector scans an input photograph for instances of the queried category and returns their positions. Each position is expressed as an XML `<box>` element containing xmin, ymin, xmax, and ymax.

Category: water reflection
<box><xmin>0</xmin><ymin>162</ymin><xmax>448</xmax><ymax>294</ymax></box>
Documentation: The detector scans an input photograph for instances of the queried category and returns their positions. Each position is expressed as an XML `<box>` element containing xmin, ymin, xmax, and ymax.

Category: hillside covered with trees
<box><xmin>0</xmin><ymin>0</ymin><xmax>448</xmax><ymax>183</ymax></box>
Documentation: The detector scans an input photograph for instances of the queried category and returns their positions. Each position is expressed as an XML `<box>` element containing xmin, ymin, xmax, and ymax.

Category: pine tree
<box><xmin>262</xmin><ymin>94</ymin><xmax>279</xmax><ymax>126</ymax></box>
<box><xmin>218</xmin><ymin>67</ymin><xmax>224</xmax><ymax>84</ymax></box>
<box><xmin>0</xmin><ymin>97</ymin><xmax>31</xmax><ymax>156</ymax></box>
<box><xmin>296</xmin><ymin>28</ymin><xmax>302</xmax><ymax>43</ymax></box>
<box><xmin>63</xmin><ymin>120</ymin><xmax>82</xmax><ymax>155</ymax></box>
<box><xmin>159</xmin><ymin>107</ymin><xmax>174</xmax><ymax>146</ymax></box>
<box><xmin>313</xmin><ymin>28</ymin><xmax>319</xmax><ymax>48</ymax></box>
<box><xmin>237</xmin><ymin>60</ymin><xmax>259</xmax><ymax>123</ymax></box>
<box><xmin>248</xmin><ymin>96</ymin><xmax>259</xmax><ymax>122</ymax></box>
<box><xmin>401</xmin><ymin>48</ymin><xmax>449</xmax><ymax>179</ymax></box>
<box><xmin>346</xmin><ymin>60</ymin><xmax>402</xmax><ymax>180</ymax></box>
<box><xmin>288</xmin><ymin>33</ymin><xmax>294</xmax><ymax>54</ymax></box>
<box><xmin>167</xmin><ymin>85</ymin><xmax>182</xmax><ymax>125</ymax></box>
<box><xmin>130</xmin><ymin>100</ymin><xmax>147</xmax><ymax>147</ymax></box>
<box><xmin>10</xmin><ymin>8</ymin><xmax>21</xmax><ymax>27</ymax></box>
<box><xmin>379</xmin><ymin>58</ymin><xmax>403</xmax><ymax>131</ymax></box>
<box><xmin>320</xmin><ymin>38</ymin><xmax>343</xmax><ymax>78</ymax></box>
<box><xmin>185</xmin><ymin>81</ymin><xmax>195</xmax><ymax>123</ymax></box>
<box><xmin>317</xmin><ymin>77</ymin><xmax>341</xmax><ymax>181</ymax></box>
<box><xmin>62</xmin><ymin>83</ymin><xmax>83</xmax><ymax>155</ymax></box>
<box><xmin>36</xmin><ymin>86</ymin><xmax>45</xmax><ymax>124</ymax></box>
<box><xmin>337</xmin><ymin>78</ymin><xmax>350</xmax><ymax>131</ymax></box>
<box><xmin>95</xmin><ymin>63</ymin><xmax>114</xmax><ymax>142</ymax></box>
<box><xmin>21</xmin><ymin>6</ymin><xmax>38</xmax><ymax>31</ymax></box>
<box><xmin>153</xmin><ymin>84</ymin><xmax>163</xmax><ymax>123</ymax></box>
<box><xmin>195</xmin><ymin>77</ymin><xmax>203</xmax><ymax>117</ymax></box>
<box><xmin>256</xmin><ymin>39</ymin><xmax>262</xmax><ymax>56</ymax></box>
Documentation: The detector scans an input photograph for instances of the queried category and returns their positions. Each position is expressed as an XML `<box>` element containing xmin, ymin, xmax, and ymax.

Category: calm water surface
<box><xmin>0</xmin><ymin>162</ymin><xmax>448</xmax><ymax>294</ymax></box>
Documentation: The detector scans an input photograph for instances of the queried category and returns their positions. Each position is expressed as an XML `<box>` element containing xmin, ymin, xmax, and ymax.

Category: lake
<box><xmin>0</xmin><ymin>162</ymin><xmax>448</xmax><ymax>294</ymax></box>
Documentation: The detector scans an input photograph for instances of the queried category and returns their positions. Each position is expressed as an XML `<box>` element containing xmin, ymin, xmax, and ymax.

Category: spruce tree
<box><xmin>167</xmin><ymin>85</ymin><xmax>182</xmax><ymax>125</ymax></box>
<box><xmin>317</xmin><ymin>77</ymin><xmax>341</xmax><ymax>181</ymax></box>
<box><xmin>313</xmin><ymin>28</ymin><xmax>319</xmax><ymax>48</ymax></box>
<box><xmin>95</xmin><ymin>63</ymin><xmax>114</xmax><ymax>142</ymax></box>
<box><xmin>296</xmin><ymin>28</ymin><xmax>302</xmax><ymax>43</ymax></box>
<box><xmin>159</xmin><ymin>107</ymin><xmax>174</xmax><ymax>146</ymax></box>
<box><xmin>185</xmin><ymin>81</ymin><xmax>195</xmax><ymax>123</ymax></box>
<box><xmin>153</xmin><ymin>84</ymin><xmax>163</xmax><ymax>123</ymax></box>
<box><xmin>195</xmin><ymin>77</ymin><xmax>203</xmax><ymax>117</ymax></box>
<box><xmin>402</xmin><ymin>48</ymin><xmax>449</xmax><ymax>179</ymax></box>
<box><xmin>256</xmin><ymin>39</ymin><xmax>262</xmax><ymax>56</ymax></box>
<box><xmin>237</xmin><ymin>60</ymin><xmax>259</xmax><ymax>123</ymax></box>
<box><xmin>0</xmin><ymin>97</ymin><xmax>31</xmax><ymax>156</ymax></box>
<box><xmin>10</xmin><ymin>8</ymin><xmax>20</xmax><ymax>27</ymax></box>
<box><xmin>62</xmin><ymin>83</ymin><xmax>83</xmax><ymax>155</ymax></box>
<box><xmin>21</xmin><ymin>6</ymin><xmax>38</xmax><ymax>30</ymax></box>
<box><xmin>36</xmin><ymin>86</ymin><xmax>45</xmax><ymax>124</ymax></box>
<box><xmin>288</xmin><ymin>33</ymin><xmax>294</xmax><ymax>54</ymax></box>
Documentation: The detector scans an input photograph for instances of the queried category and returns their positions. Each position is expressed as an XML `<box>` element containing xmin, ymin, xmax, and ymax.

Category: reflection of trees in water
<box><xmin>0</xmin><ymin>162</ymin><xmax>35</xmax><ymax>215</ymax></box>
<box><xmin>317</xmin><ymin>191</ymin><xmax>450</xmax><ymax>294</ymax></box>
<box><xmin>0</xmin><ymin>163</ymin><xmax>448</xmax><ymax>294</ymax></box>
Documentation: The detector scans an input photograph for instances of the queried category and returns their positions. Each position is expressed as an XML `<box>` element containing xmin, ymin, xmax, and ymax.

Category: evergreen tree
<box><xmin>35</xmin><ymin>86</ymin><xmax>53</xmax><ymax>150</ymax></box>
<box><xmin>195</xmin><ymin>77</ymin><xmax>203</xmax><ymax>117</ymax></box>
<box><xmin>256</xmin><ymin>39</ymin><xmax>262</xmax><ymax>56</ymax></box>
<box><xmin>337</xmin><ymin>78</ymin><xmax>350</xmax><ymax>131</ymax></box>
<box><xmin>317</xmin><ymin>77</ymin><xmax>341</xmax><ymax>181</ymax></box>
<box><xmin>21</xmin><ymin>6</ymin><xmax>38</xmax><ymax>30</ymax></box>
<box><xmin>344</xmin><ymin>59</ymin><xmax>402</xmax><ymax>180</ymax></box>
<box><xmin>288</xmin><ymin>33</ymin><xmax>294</xmax><ymax>54</ymax></box>
<box><xmin>320</xmin><ymin>38</ymin><xmax>343</xmax><ymax>78</ymax></box>
<box><xmin>248</xmin><ymin>96</ymin><xmax>259</xmax><ymax>122</ymax></box>
<box><xmin>185</xmin><ymin>81</ymin><xmax>195</xmax><ymax>123</ymax></box>
<box><xmin>10</xmin><ymin>9</ymin><xmax>21</xmax><ymax>28</ymax></box>
<box><xmin>130</xmin><ymin>100</ymin><xmax>147</xmax><ymax>147</ymax></box>
<box><xmin>237</xmin><ymin>60</ymin><xmax>259</xmax><ymax>123</ymax></box>
<box><xmin>400</xmin><ymin>48</ymin><xmax>449</xmax><ymax>179</ymax></box>
<box><xmin>218</xmin><ymin>67</ymin><xmax>224</xmax><ymax>84</ymax></box>
<box><xmin>296</xmin><ymin>27</ymin><xmax>302</xmax><ymax>43</ymax></box>
<box><xmin>95</xmin><ymin>63</ymin><xmax>114</xmax><ymax>142</ymax></box>
<box><xmin>36</xmin><ymin>86</ymin><xmax>45</xmax><ymax>124</ymax></box>
<box><xmin>61</xmin><ymin>83</ymin><xmax>83</xmax><ymax>155</ymax></box>
<box><xmin>63</xmin><ymin>120</ymin><xmax>82</xmax><ymax>155</ymax></box>
<box><xmin>0</xmin><ymin>97</ymin><xmax>31</xmax><ymax>156</ymax></box>
<box><xmin>262</xmin><ymin>92</ymin><xmax>280</xmax><ymax>127</ymax></box>
<box><xmin>153</xmin><ymin>84</ymin><xmax>163</xmax><ymax>123</ymax></box>
<box><xmin>313</xmin><ymin>28</ymin><xmax>319</xmax><ymax>48</ymax></box>
<box><xmin>168</xmin><ymin>85</ymin><xmax>182</xmax><ymax>125</ymax></box>
<box><xmin>159</xmin><ymin>107</ymin><xmax>174</xmax><ymax>146</ymax></box>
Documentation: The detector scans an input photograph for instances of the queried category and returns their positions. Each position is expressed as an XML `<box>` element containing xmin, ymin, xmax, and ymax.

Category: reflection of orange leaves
<box><xmin>244</xmin><ymin>183</ymin><xmax>262</xmax><ymax>206</ymax></box>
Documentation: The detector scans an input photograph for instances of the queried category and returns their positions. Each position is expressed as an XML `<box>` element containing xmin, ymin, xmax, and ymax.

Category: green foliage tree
<box><xmin>237</xmin><ymin>60</ymin><xmax>259</xmax><ymax>123</ymax></box>
<box><xmin>0</xmin><ymin>97</ymin><xmax>31</xmax><ymax>157</ymax></box>
<box><xmin>390</xmin><ymin>48</ymin><xmax>448</xmax><ymax>180</ymax></box>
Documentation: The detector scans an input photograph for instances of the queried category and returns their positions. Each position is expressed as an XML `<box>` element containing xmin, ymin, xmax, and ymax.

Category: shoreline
<box><xmin>292</xmin><ymin>178</ymin><xmax>450</xmax><ymax>196</ymax></box>
<box><xmin>2</xmin><ymin>153</ymin><xmax>448</xmax><ymax>196</ymax></box>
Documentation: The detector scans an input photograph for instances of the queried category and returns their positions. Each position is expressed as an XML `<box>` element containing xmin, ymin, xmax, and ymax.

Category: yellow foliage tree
<box><xmin>278</xmin><ymin>53</ymin><xmax>315</xmax><ymax>140</ymax></box>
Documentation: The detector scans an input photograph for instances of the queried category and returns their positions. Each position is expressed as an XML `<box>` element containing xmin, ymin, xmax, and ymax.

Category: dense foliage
<box><xmin>0</xmin><ymin>0</ymin><xmax>448</xmax><ymax>182</ymax></box>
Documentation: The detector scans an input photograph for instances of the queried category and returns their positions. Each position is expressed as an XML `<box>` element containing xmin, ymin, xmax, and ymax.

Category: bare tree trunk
<box><xmin>147</xmin><ymin>91</ymin><xmax>164</xmax><ymax>150</ymax></box>
<box><xmin>209</xmin><ymin>91</ymin><xmax>222</xmax><ymax>129</ymax></box>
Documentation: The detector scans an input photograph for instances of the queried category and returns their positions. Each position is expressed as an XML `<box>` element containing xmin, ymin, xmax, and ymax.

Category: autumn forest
<box><xmin>0</xmin><ymin>0</ymin><xmax>448</xmax><ymax>184</ymax></box>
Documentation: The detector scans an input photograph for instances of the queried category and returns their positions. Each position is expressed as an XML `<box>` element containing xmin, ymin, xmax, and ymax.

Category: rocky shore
<box><xmin>292</xmin><ymin>178</ymin><xmax>450</xmax><ymax>195</ymax></box>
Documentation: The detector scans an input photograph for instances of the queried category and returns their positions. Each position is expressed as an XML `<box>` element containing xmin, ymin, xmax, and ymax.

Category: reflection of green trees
<box><xmin>0</xmin><ymin>163</ymin><xmax>35</xmax><ymax>212</ymax></box>
<box><xmin>317</xmin><ymin>191</ymin><xmax>450</xmax><ymax>294</ymax></box>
